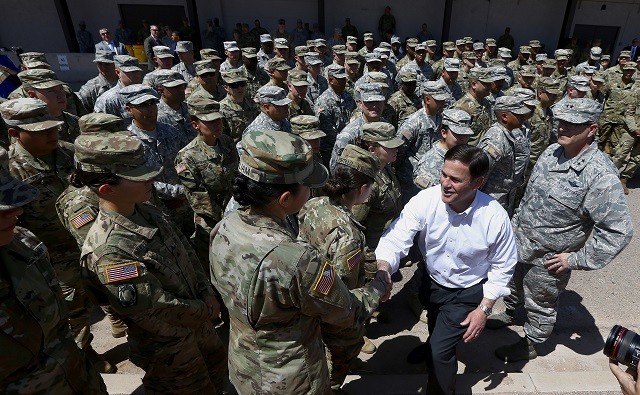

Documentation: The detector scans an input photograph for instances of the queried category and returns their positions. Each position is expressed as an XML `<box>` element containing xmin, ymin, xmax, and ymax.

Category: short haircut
<box><xmin>444</xmin><ymin>144</ymin><xmax>489</xmax><ymax>179</ymax></box>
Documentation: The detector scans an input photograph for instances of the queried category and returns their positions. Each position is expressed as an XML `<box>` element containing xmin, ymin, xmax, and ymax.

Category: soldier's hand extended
<box><xmin>609</xmin><ymin>359</ymin><xmax>639</xmax><ymax>395</ymax></box>
<box><xmin>544</xmin><ymin>252</ymin><xmax>571</xmax><ymax>274</ymax></box>
<box><xmin>374</xmin><ymin>270</ymin><xmax>393</xmax><ymax>301</ymax></box>
<box><xmin>460</xmin><ymin>308</ymin><xmax>487</xmax><ymax>343</ymax></box>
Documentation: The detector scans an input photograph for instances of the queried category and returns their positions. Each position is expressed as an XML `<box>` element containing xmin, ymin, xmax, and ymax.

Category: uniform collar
<box><xmin>553</xmin><ymin>140</ymin><xmax>599</xmax><ymax>172</ymax></box>
<box><xmin>101</xmin><ymin>205</ymin><xmax>158</xmax><ymax>239</ymax></box>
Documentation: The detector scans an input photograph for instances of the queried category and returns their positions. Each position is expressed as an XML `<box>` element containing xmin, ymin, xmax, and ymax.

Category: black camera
<box><xmin>604</xmin><ymin>325</ymin><xmax>640</xmax><ymax>369</ymax></box>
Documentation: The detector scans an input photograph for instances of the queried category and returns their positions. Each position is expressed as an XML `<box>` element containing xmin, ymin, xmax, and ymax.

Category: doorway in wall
<box><xmin>119</xmin><ymin>4</ymin><xmax>186</xmax><ymax>44</ymax></box>
<box><xmin>572</xmin><ymin>24</ymin><xmax>619</xmax><ymax>59</ymax></box>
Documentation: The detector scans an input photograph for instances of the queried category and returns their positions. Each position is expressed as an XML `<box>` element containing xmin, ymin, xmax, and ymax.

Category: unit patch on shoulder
<box><xmin>70</xmin><ymin>209</ymin><xmax>96</xmax><ymax>229</ymax></box>
<box><xmin>346</xmin><ymin>249</ymin><xmax>364</xmax><ymax>271</ymax></box>
<box><xmin>313</xmin><ymin>261</ymin><xmax>335</xmax><ymax>295</ymax></box>
<box><xmin>104</xmin><ymin>262</ymin><xmax>140</xmax><ymax>283</ymax></box>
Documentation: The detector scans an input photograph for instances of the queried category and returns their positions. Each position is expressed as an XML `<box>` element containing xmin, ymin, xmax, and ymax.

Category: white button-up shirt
<box><xmin>375</xmin><ymin>186</ymin><xmax>518</xmax><ymax>300</ymax></box>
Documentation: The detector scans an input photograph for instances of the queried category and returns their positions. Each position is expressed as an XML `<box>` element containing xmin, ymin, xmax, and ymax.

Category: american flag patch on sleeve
<box><xmin>105</xmin><ymin>262</ymin><xmax>140</xmax><ymax>283</ymax></box>
<box><xmin>313</xmin><ymin>262</ymin><xmax>335</xmax><ymax>295</ymax></box>
<box><xmin>70</xmin><ymin>209</ymin><xmax>96</xmax><ymax>229</ymax></box>
<box><xmin>175</xmin><ymin>163</ymin><xmax>187</xmax><ymax>174</ymax></box>
<box><xmin>346</xmin><ymin>249</ymin><xmax>364</xmax><ymax>271</ymax></box>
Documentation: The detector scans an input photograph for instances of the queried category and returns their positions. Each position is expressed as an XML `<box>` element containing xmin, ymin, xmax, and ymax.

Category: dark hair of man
<box><xmin>323</xmin><ymin>163</ymin><xmax>374</xmax><ymax>199</ymax></box>
<box><xmin>232</xmin><ymin>173</ymin><xmax>300</xmax><ymax>207</ymax></box>
<box><xmin>444</xmin><ymin>144</ymin><xmax>489</xmax><ymax>179</ymax></box>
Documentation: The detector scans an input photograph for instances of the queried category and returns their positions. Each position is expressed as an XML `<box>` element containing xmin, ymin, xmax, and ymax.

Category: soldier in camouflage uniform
<box><xmin>491</xmin><ymin>98</ymin><xmax>633</xmax><ymax>362</ymax></box>
<box><xmin>505</xmin><ymin>65</ymin><xmax>536</xmax><ymax>95</ymax></box>
<box><xmin>263</xmin><ymin>56</ymin><xmax>291</xmax><ymax>92</ymax></box>
<box><xmin>477</xmin><ymin>96</ymin><xmax>530</xmax><ymax>216</ymax></box>
<box><xmin>298</xmin><ymin>144</ymin><xmax>379</xmax><ymax>389</ymax></box>
<box><xmin>175</xmin><ymin>97</ymin><xmax>238</xmax><ymax>266</ymax></box>
<box><xmin>330</xmin><ymin>83</ymin><xmax>386</xmax><ymax>170</ymax></box>
<box><xmin>588</xmin><ymin>72</ymin><xmax>606</xmax><ymax>104</ymax></box>
<box><xmin>507</xmin><ymin>46</ymin><xmax>531</xmax><ymax>76</ymax></box>
<box><xmin>431</xmin><ymin>41</ymin><xmax>456</xmax><ymax>82</ymax></box>
<box><xmin>210</xmin><ymin>129</ymin><xmax>389</xmax><ymax>394</ymax></box>
<box><xmin>19</xmin><ymin>69</ymin><xmax>81</xmax><ymax>143</ymax></box>
<box><xmin>0</xmin><ymin>146</ymin><xmax>107</xmax><ymax>394</ymax></box>
<box><xmin>78</xmin><ymin>51</ymin><xmax>118</xmax><ymax>112</ymax></box>
<box><xmin>344</xmin><ymin>51</ymin><xmax>361</xmax><ymax>97</ymax></box>
<box><xmin>454</xmin><ymin>67</ymin><xmax>496</xmax><ymax>145</ymax></box>
<box><xmin>170</xmin><ymin>41</ymin><xmax>196</xmax><ymax>82</ymax></box>
<box><xmin>396</xmin><ymin>38</ymin><xmax>418</xmax><ymax>71</ymax></box>
<box><xmin>243</xmin><ymin>85</ymin><xmax>292</xmax><ymax>136</ymax></box>
<box><xmin>1</xmin><ymin>98</ymin><xmax>113</xmax><ymax>372</ymax></box>
<box><xmin>219</xmin><ymin>68</ymin><xmax>259</xmax><ymax>142</ymax></box>
<box><xmin>305</xmin><ymin>52</ymin><xmax>329</xmax><ymax>105</ymax></box>
<box><xmin>141</xmin><ymin>46</ymin><xmax>176</xmax><ymax>88</ymax></box>
<box><xmin>357</xmin><ymin>32</ymin><xmax>376</xmax><ymax>63</ymax></box>
<box><xmin>436</xmin><ymin>58</ymin><xmax>463</xmax><ymax>106</ymax></box>
<box><xmin>240</xmin><ymin>47</ymin><xmax>270</xmax><ymax>99</ymax></box>
<box><xmin>155</xmin><ymin>70</ymin><xmax>197</xmax><ymax>143</ymax></box>
<box><xmin>397</xmin><ymin>43</ymin><xmax>434</xmax><ymax>91</ymax></box>
<box><xmin>598</xmin><ymin>62</ymin><xmax>636</xmax><ymax>154</ymax></box>
<box><xmin>286</xmin><ymin>69</ymin><xmax>314</xmax><ymax>117</ymax></box>
<box><xmin>256</xmin><ymin>34</ymin><xmax>275</xmax><ymax>70</ymax></box>
<box><xmin>388</xmin><ymin>69</ymin><xmax>421</xmax><ymax>127</ymax></box>
<box><xmin>602</xmin><ymin>50</ymin><xmax>631</xmax><ymax>85</ymax></box>
<box><xmin>187</xmin><ymin>60</ymin><xmax>226</xmax><ymax>101</ymax></box>
<box><xmin>395</xmin><ymin>81</ymin><xmax>450</xmax><ymax>203</ymax></box>
<box><xmin>315</xmin><ymin>65</ymin><xmax>356</xmax><ymax>169</ymax></box>
<box><xmin>612</xmin><ymin>62</ymin><xmax>640</xmax><ymax>193</ymax></box>
<box><xmin>551</xmin><ymin>50</ymin><xmax>570</xmax><ymax>92</ymax></box>
<box><xmin>77</xmin><ymin>132</ymin><xmax>228</xmax><ymax>394</ymax></box>
<box><xmin>93</xmin><ymin>55</ymin><xmax>143</xmax><ymax>125</ymax></box>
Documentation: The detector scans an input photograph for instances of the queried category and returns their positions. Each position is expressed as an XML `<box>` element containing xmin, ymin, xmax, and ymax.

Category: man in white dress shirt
<box><xmin>375</xmin><ymin>144</ymin><xmax>518</xmax><ymax>395</ymax></box>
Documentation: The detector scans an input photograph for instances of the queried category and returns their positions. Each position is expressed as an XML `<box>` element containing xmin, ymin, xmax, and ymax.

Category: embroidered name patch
<box><xmin>346</xmin><ymin>249</ymin><xmax>364</xmax><ymax>271</ymax></box>
<box><xmin>313</xmin><ymin>262</ymin><xmax>335</xmax><ymax>295</ymax></box>
<box><xmin>70</xmin><ymin>209</ymin><xmax>96</xmax><ymax>229</ymax></box>
<box><xmin>105</xmin><ymin>262</ymin><xmax>140</xmax><ymax>283</ymax></box>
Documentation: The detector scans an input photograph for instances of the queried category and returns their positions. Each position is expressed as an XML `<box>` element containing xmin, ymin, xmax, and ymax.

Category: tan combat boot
<box><xmin>621</xmin><ymin>178</ymin><xmax>629</xmax><ymax>195</ymax></box>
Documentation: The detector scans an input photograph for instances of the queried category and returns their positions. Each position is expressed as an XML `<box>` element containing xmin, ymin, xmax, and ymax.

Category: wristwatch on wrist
<box><xmin>478</xmin><ymin>304</ymin><xmax>492</xmax><ymax>316</ymax></box>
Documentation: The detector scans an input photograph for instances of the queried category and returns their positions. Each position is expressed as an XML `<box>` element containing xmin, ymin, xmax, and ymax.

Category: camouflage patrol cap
<box><xmin>19</xmin><ymin>52</ymin><xmax>50</xmax><ymax>69</ymax></box>
<box><xmin>74</xmin><ymin>132</ymin><xmax>162</xmax><ymax>181</ymax></box>
<box><xmin>555</xmin><ymin>49</ymin><xmax>569</xmax><ymax>61</ymax></box>
<box><xmin>152</xmin><ymin>45</ymin><xmax>174</xmax><ymax>58</ymax></box>
<box><xmin>590</xmin><ymin>47</ymin><xmax>602</xmax><ymax>60</ymax></box>
<box><xmin>535</xmin><ymin>53</ymin><xmax>548</xmax><ymax>62</ymax></box>
<box><xmin>552</xmin><ymin>98</ymin><xmax>602</xmax><ymax>124</ymax></box>
<box><xmin>601</xmin><ymin>54</ymin><xmax>611</xmax><ymax>61</ymax></box>
<box><xmin>623</xmin><ymin>61</ymin><xmax>637</xmax><ymax>71</ymax></box>
<box><xmin>154</xmin><ymin>69</ymin><xmax>187</xmax><ymax>87</ymax></box>
<box><xmin>255</xmin><ymin>85</ymin><xmax>291</xmax><ymax>106</ymax></box>
<box><xmin>619</xmin><ymin>50</ymin><xmax>631</xmax><ymax>59</ymax></box>
<box><xmin>223</xmin><ymin>41</ymin><xmax>240</xmax><ymax>52</ymax></box>
<box><xmin>488</xmin><ymin>58</ymin><xmax>506</xmax><ymax>66</ymax></box>
<box><xmin>114</xmin><ymin>55</ymin><xmax>142</xmax><ymax>72</ymax></box>
<box><xmin>442</xmin><ymin>108</ymin><xmax>473</xmax><ymax>135</ymax></box>
<box><xmin>406</xmin><ymin>38</ymin><xmax>419</xmax><ymax>47</ymax></box>
<box><xmin>367</xmin><ymin>71</ymin><xmax>388</xmax><ymax>88</ymax></box>
<box><xmin>78</xmin><ymin>113</ymin><xmax>125</xmax><ymax>134</ymax></box>
<box><xmin>363</xmin><ymin>32</ymin><xmax>374</xmax><ymax>41</ymax></box>
<box><xmin>332</xmin><ymin>45</ymin><xmax>346</xmax><ymax>55</ymax></box>
<box><xmin>582</xmin><ymin>65</ymin><xmax>597</xmax><ymax>75</ymax></box>
<box><xmin>511</xmin><ymin>88</ymin><xmax>539</xmax><ymax>107</ymax></box>
<box><xmin>486</xmin><ymin>38</ymin><xmax>496</xmax><ymax>46</ymax></box>
<box><xmin>361</xmin><ymin>122</ymin><xmax>403</xmax><ymax>148</ymax></box>
<box><xmin>274</xmin><ymin>38</ymin><xmax>289</xmax><ymax>49</ymax></box>
<box><xmin>399</xmin><ymin>69</ymin><xmax>417</xmax><ymax>83</ymax></box>
<box><xmin>346</xmin><ymin>36</ymin><xmax>357</xmax><ymax>44</ymax></box>
<box><xmin>520</xmin><ymin>65</ymin><xmax>537</xmax><ymax>77</ymax></box>
<box><xmin>306</xmin><ymin>40</ymin><xmax>316</xmax><ymax>48</ymax></box>
<box><xmin>260</xmin><ymin>34</ymin><xmax>273</xmax><ymax>43</ymax></box>
<box><xmin>93</xmin><ymin>50</ymin><xmax>115</xmax><ymax>64</ymax></box>
<box><xmin>0</xmin><ymin>98</ymin><xmax>63</xmax><ymax>131</ymax></box>
<box><xmin>176</xmin><ymin>41</ymin><xmax>194</xmax><ymax>53</ymax></box>
<box><xmin>222</xmin><ymin>68</ymin><xmax>248</xmax><ymax>84</ymax></box>
<box><xmin>326</xmin><ymin>64</ymin><xmax>347</xmax><ymax>79</ymax></box>
<box><xmin>591</xmin><ymin>72</ymin><xmax>605</xmax><ymax>83</ymax></box>
<box><xmin>472</xmin><ymin>42</ymin><xmax>484</xmax><ymax>51</ymax></box>
<box><xmin>291</xmin><ymin>115</ymin><xmax>326</xmax><ymax>140</ymax></box>
<box><xmin>345</xmin><ymin>52</ymin><xmax>360</xmax><ymax>65</ymax></box>
<box><xmin>469</xmin><ymin>67</ymin><xmax>501</xmax><ymax>83</ymax></box>
<box><xmin>391</xmin><ymin>36</ymin><xmax>401</xmax><ymax>45</ymax></box>
<box><xmin>529</xmin><ymin>40</ymin><xmax>542</xmax><ymax>48</ymax></box>
<box><xmin>568</xmin><ymin>75</ymin><xmax>590</xmax><ymax>92</ymax></box>
<box><xmin>494</xmin><ymin>96</ymin><xmax>530</xmax><ymax>115</ymax></box>
<box><xmin>498</xmin><ymin>47</ymin><xmax>512</xmax><ymax>58</ymax></box>
<box><xmin>425</xmin><ymin>40</ymin><xmax>437</xmax><ymax>47</ymax></box>
<box><xmin>415</xmin><ymin>43</ymin><xmax>427</xmax><ymax>52</ymax></box>
<box><xmin>542</xmin><ymin>59</ymin><xmax>557</xmax><ymax>69</ymax></box>
<box><xmin>422</xmin><ymin>81</ymin><xmax>451</xmax><ymax>101</ymax></box>
<box><xmin>336</xmin><ymin>144</ymin><xmax>379</xmax><ymax>179</ymax></box>
<box><xmin>455</xmin><ymin>39</ymin><xmax>465</xmax><ymax>46</ymax></box>
<box><xmin>287</xmin><ymin>70</ymin><xmax>309</xmax><ymax>86</ymax></box>
<box><xmin>464</xmin><ymin>36</ymin><xmax>473</xmax><ymax>44</ymax></box>
<box><xmin>356</xmin><ymin>83</ymin><xmax>385</xmax><ymax>102</ymax></box>
<box><xmin>295</xmin><ymin>45</ymin><xmax>309</xmax><ymax>56</ymax></box>
<box><xmin>444</xmin><ymin>58</ymin><xmax>461</xmax><ymax>72</ymax></box>
<box><xmin>266</xmin><ymin>57</ymin><xmax>292</xmax><ymax>71</ymax></box>
<box><xmin>463</xmin><ymin>51</ymin><xmax>477</xmax><ymax>60</ymax></box>
<box><xmin>519</xmin><ymin>46</ymin><xmax>531</xmax><ymax>54</ymax></box>
<box><xmin>536</xmin><ymin>77</ymin><xmax>562</xmax><ymax>95</ymax></box>
<box><xmin>239</xmin><ymin>129</ymin><xmax>328</xmax><ymax>187</ymax></box>
<box><xmin>379</xmin><ymin>42</ymin><xmax>392</xmax><ymax>50</ymax></box>
<box><xmin>443</xmin><ymin>41</ymin><xmax>456</xmax><ymax>51</ymax></box>
<box><xmin>17</xmin><ymin>69</ymin><xmax>63</xmax><ymax>90</ymax></box>
<box><xmin>304</xmin><ymin>52</ymin><xmax>323</xmax><ymax>66</ymax></box>
<box><xmin>194</xmin><ymin>59</ymin><xmax>217</xmax><ymax>75</ymax></box>
<box><xmin>186</xmin><ymin>95</ymin><xmax>223</xmax><ymax>121</ymax></box>
<box><xmin>314</xmin><ymin>39</ymin><xmax>327</xmax><ymax>47</ymax></box>
<box><xmin>365</xmin><ymin>52</ymin><xmax>382</xmax><ymax>63</ymax></box>
<box><xmin>200</xmin><ymin>48</ymin><xmax>222</xmax><ymax>60</ymax></box>
<box><xmin>241</xmin><ymin>47</ymin><xmax>258</xmax><ymax>58</ymax></box>
<box><xmin>0</xmin><ymin>147</ymin><xmax>39</xmax><ymax>211</ymax></box>
<box><xmin>119</xmin><ymin>84</ymin><xmax>160</xmax><ymax>105</ymax></box>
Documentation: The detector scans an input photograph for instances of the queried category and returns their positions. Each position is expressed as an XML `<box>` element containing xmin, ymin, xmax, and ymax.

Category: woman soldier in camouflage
<box><xmin>210</xmin><ymin>129</ymin><xmax>391</xmax><ymax>395</ymax></box>
<box><xmin>76</xmin><ymin>132</ymin><xmax>227</xmax><ymax>394</ymax></box>
<box><xmin>0</xmin><ymin>147</ymin><xmax>107</xmax><ymax>394</ymax></box>
<box><xmin>297</xmin><ymin>143</ymin><xmax>379</xmax><ymax>391</ymax></box>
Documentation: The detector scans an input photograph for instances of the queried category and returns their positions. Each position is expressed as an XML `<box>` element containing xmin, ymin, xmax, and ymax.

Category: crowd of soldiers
<box><xmin>0</xmin><ymin>22</ymin><xmax>637</xmax><ymax>394</ymax></box>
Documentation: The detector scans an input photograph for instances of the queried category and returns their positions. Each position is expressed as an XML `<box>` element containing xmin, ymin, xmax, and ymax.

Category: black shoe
<box><xmin>406</xmin><ymin>343</ymin><xmax>429</xmax><ymax>364</ymax></box>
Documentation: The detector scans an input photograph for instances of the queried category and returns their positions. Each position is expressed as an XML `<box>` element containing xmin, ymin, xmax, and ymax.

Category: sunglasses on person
<box><xmin>228</xmin><ymin>81</ymin><xmax>247</xmax><ymax>89</ymax></box>
<box><xmin>132</xmin><ymin>99</ymin><xmax>158</xmax><ymax>108</ymax></box>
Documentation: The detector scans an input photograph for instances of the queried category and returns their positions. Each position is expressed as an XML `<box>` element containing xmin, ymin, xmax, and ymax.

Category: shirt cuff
<box><xmin>482</xmin><ymin>282</ymin><xmax>510</xmax><ymax>301</ymax></box>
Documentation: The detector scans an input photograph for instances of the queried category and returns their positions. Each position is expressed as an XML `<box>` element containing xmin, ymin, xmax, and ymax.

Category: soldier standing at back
<box><xmin>240</xmin><ymin>47</ymin><xmax>270</xmax><ymax>99</ymax></box>
<box><xmin>78</xmin><ymin>51</ymin><xmax>118</xmax><ymax>112</ymax></box>
<box><xmin>287</xmin><ymin>70</ymin><xmax>314</xmax><ymax>117</ymax></box>
<box><xmin>155</xmin><ymin>70</ymin><xmax>197</xmax><ymax>142</ymax></box>
<box><xmin>171</xmin><ymin>41</ymin><xmax>197</xmax><ymax>83</ymax></box>
<box><xmin>187</xmin><ymin>60</ymin><xmax>226</xmax><ymax>101</ymax></box>
<box><xmin>219</xmin><ymin>69</ymin><xmax>259</xmax><ymax>142</ymax></box>
<box><xmin>598</xmin><ymin>62</ymin><xmax>637</xmax><ymax>154</ymax></box>
<box><xmin>431</xmin><ymin>41</ymin><xmax>456</xmax><ymax>81</ymax></box>
<box><xmin>396</xmin><ymin>38</ymin><xmax>418</xmax><ymax>71</ymax></box>
<box><xmin>93</xmin><ymin>55</ymin><xmax>143</xmax><ymax>125</ymax></box>
<box><xmin>388</xmin><ymin>70</ymin><xmax>421</xmax><ymax>126</ymax></box>
<box><xmin>507</xmin><ymin>46</ymin><xmax>531</xmax><ymax>76</ymax></box>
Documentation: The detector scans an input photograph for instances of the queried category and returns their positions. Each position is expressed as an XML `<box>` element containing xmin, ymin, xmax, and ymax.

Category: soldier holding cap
<box><xmin>240</xmin><ymin>47</ymin><xmax>270</xmax><ymax>99</ymax></box>
<box><xmin>219</xmin><ymin>68</ymin><xmax>259</xmax><ymax>142</ymax></box>
<box><xmin>454</xmin><ymin>67</ymin><xmax>496</xmax><ymax>145</ymax></box>
<box><xmin>0</xmin><ymin>145</ymin><xmax>108</xmax><ymax>393</ymax></box>
<box><xmin>171</xmin><ymin>41</ymin><xmax>196</xmax><ymax>82</ymax></box>
<box><xmin>243</xmin><ymin>85</ymin><xmax>292</xmax><ymax>136</ymax></box>
<box><xmin>388</xmin><ymin>69</ymin><xmax>421</xmax><ymax>126</ymax></box>
<box><xmin>94</xmin><ymin>55</ymin><xmax>143</xmax><ymax>124</ymax></box>
<box><xmin>188</xmin><ymin>59</ymin><xmax>225</xmax><ymax>101</ymax></box>
<box><xmin>76</xmin><ymin>131</ymin><xmax>228</xmax><ymax>393</ymax></box>
<box><xmin>287</xmin><ymin>70</ymin><xmax>314</xmax><ymax>117</ymax></box>
<box><xmin>78</xmin><ymin>51</ymin><xmax>118</xmax><ymax>111</ymax></box>
<box><xmin>298</xmin><ymin>143</ymin><xmax>378</xmax><ymax>389</ymax></box>
<box><xmin>175</xmin><ymin>96</ymin><xmax>238</xmax><ymax>265</ymax></box>
<box><xmin>477</xmin><ymin>95</ymin><xmax>530</xmax><ymax>215</ymax></box>
<box><xmin>154</xmin><ymin>70</ymin><xmax>196</xmax><ymax>142</ymax></box>
<box><xmin>491</xmin><ymin>98</ymin><xmax>632</xmax><ymax>363</ymax></box>
<box><xmin>210</xmin><ymin>129</ymin><xmax>389</xmax><ymax>394</ymax></box>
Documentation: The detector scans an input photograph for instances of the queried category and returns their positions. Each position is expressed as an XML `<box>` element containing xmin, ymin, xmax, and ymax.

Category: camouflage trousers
<box><xmin>598</xmin><ymin>122</ymin><xmax>626</xmax><ymax>155</ymax></box>
<box><xmin>612</xmin><ymin>131</ymin><xmax>640</xmax><ymax>179</ymax></box>
<box><xmin>503</xmin><ymin>262</ymin><xmax>571</xmax><ymax>344</ymax></box>
<box><xmin>137</xmin><ymin>321</ymin><xmax>228</xmax><ymax>394</ymax></box>
<box><xmin>322</xmin><ymin>323</ymin><xmax>366</xmax><ymax>389</ymax></box>
<box><xmin>54</xmin><ymin>258</ymin><xmax>94</xmax><ymax>349</ymax></box>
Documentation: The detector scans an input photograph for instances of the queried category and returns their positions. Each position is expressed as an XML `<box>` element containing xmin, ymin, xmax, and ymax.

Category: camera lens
<box><xmin>604</xmin><ymin>325</ymin><xmax>640</xmax><ymax>369</ymax></box>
